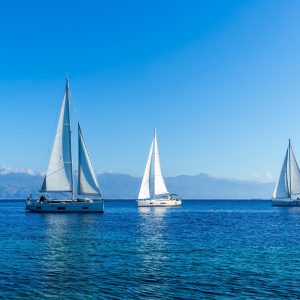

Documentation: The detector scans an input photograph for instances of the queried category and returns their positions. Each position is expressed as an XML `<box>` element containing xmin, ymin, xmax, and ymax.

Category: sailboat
<box><xmin>272</xmin><ymin>139</ymin><xmax>300</xmax><ymax>206</ymax></box>
<box><xmin>26</xmin><ymin>79</ymin><xmax>104</xmax><ymax>212</ymax></box>
<box><xmin>137</xmin><ymin>129</ymin><xmax>182</xmax><ymax>207</ymax></box>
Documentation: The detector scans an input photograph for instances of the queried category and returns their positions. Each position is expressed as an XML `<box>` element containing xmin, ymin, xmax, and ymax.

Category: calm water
<box><xmin>1</xmin><ymin>200</ymin><xmax>300</xmax><ymax>299</ymax></box>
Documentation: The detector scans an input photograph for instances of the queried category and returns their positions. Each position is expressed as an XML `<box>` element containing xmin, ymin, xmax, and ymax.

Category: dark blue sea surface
<box><xmin>1</xmin><ymin>200</ymin><xmax>300</xmax><ymax>299</ymax></box>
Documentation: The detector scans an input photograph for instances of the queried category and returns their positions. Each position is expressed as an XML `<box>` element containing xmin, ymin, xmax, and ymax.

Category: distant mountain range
<box><xmin>0</xmin><ymin>170</ymin><xmax>274</xmax><ymax>199</ymax></box>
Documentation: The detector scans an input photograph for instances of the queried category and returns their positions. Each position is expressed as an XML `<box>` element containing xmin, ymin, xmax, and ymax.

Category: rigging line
<box><xmin>69</xmin><ymin>82</ymin><xmax>100</xmax><ymax>172</ymax></box>
<box><xmin>69</xmin><ymin>85</ymin><xmax>102</xmax><ymax>198</ymax></box>
<box><xmin>69</xmin><ymin>88</ymin><xmax>80</xmax><ymax>125</ymax></box>
<box><xmin>69</xmin><ymin>87</ymin><xmax>80</xmax><ymax>180</ymax></box>
<box><xmin>44</xmin><ymin>166</ymin><xmax>68</xmax><ymax>178</ymax></box>
<box><xmin>40</xmin><ymin>83</ymin><xmax>67</xmax><ymax>176</ymax></box>
<box><xmin>70</xmin><ymin>88</ymin><xmax>103</xmax><ymax>171</ymax></box>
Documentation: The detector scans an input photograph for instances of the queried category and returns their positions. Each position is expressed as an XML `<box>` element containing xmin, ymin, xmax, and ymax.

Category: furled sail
<box><xmin>272</xmin><ymin>149</ymin><xmax>289</xmax><ymax>199</ymax></box>
<box><xmin>138</xmin><ymin>140</ymin><xmax>153</xmax><ymax>200</ymax></box>
<box><xmin>153</xmin><ymin>129</ymin><xmax>168</xmax><ymax>196</ymax></box>
<box><xmin>41</xmin><ymin>79</ymin><xmax>73</xmax><ymax>193</ymax></box>
<box><xmin>78</xmin><ymin>124</ymin><xmax>102</xmax><ymax>196</ymax></box>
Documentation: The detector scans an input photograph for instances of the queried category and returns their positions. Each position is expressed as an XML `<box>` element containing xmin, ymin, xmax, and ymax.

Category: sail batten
<box><xmin>78</xmin><ymin>123</ymin><xmax>102</xmax><ymax>197</ymax></box>
<box><xmin>41</xmin><ymin>79</ymin><xmax>73</xmax><ymax>193</ymax></box>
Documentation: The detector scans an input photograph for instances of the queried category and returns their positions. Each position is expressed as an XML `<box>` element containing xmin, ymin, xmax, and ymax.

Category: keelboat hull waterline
<box><xmin>26</xmin><ymin>199</ymin><xmax>104</xmax><ymax>212</ymax></box>
<box><xmin>137</xmin><ymin>129</ymin><xmax>182</xmax><ymax>207</ymax></box>
<box><xmin>271</xmin><ymin>199</ymin><xmax>300</xmax><ymax>207</ymax></box>
<box><xmin>272</xmin><ymin>139</ymin><xmax>300</xmax><ymax>207</ymax></box>
<box><xmin>26</xmin><ymin>79</ymin><xmax>104</xmax><ymax>213</ymax></box>
<box><xmin>137</xmin><ymin>199</ymin><xmax>182</xmax><ymax>207</ymax></box>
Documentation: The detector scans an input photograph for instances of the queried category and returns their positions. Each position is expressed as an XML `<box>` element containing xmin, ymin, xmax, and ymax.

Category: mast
<box><xmin>66</xmin><ymin>77</ymin><xmax>75</xmax><ymax>200</ymax></box>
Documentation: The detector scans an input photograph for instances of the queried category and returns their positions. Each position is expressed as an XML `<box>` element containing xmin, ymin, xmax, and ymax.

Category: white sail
<box><xmin>273</xmin><ymin>148</ymin><xmax>289</xmax><ymax>199</ymax></box>
<box><xmin>78</xmin><ymin>124</ymin><xmax>102</xmax><ymax>196</ymax></box>
<box><xmin>288</xmin><ymin>143</ymin><xmax>300</xmax><ymax>196</ymax></box>
<box><xmin>41</xmin><ymin>79</ymin><xmax>73</xmax><ymax>193</ymax></box>
<box><xmin>138</xmin><ymin>140</ymin><xmax>153</xmax><ymax>200</ymax></box>
<box><xmin>153</xmin><ymin>129</ymin><xmax>168</xmax><ymax>196</ymax></box>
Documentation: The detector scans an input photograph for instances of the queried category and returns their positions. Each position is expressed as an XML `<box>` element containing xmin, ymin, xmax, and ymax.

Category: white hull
<box><xmin>272</xmin><ymin>199</ymin><xmax>300</xmax><ymax>206</ymax></box>
<box><xmin>137</xmin><ymin>199</ymin><xmax>182</xmax><ymax>207</ymax></box>
<box><xmin>26</xmin><ymin>200</ymin><xmax>104</xmax><ymax>213</ymax></box>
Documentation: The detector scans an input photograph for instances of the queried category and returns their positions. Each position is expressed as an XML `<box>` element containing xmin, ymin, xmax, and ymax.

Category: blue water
<box><xmin>1</xmin><ymin>200</ymin><xmax>300</xmax><ymax>299</ymax></box>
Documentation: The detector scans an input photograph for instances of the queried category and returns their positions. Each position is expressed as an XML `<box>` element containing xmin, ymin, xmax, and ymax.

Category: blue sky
<box><xmin>0</xmin><ymin>0</ymin><xmax>300</xmax><ymax>181</ymax></box>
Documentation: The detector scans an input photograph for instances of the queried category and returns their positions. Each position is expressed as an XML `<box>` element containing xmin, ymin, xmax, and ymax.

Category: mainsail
<box><xmin>41</xmin><ymin>79</ymin><xmax>73</xmax><ymax>193</ymax></box>
<box><xmin>273</xmin><ymin>140</ymin><xmax>300</xmax><ymax>199</ymax></box>
<box><xmin>78</xmin><ymin>123</ymin><xmax>102</xmax><ymax>197</ymax></box>
<box><xmin>153</xmin><ymin>129</ymin><xmax>168</xmax><ymax>196</ymax></box>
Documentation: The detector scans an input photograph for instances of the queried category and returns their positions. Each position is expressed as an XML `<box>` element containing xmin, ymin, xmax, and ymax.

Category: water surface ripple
<box><xmin>0</xmin><ymin>200</ymin><xmax>300</xmax><ymax>299</ymax></box>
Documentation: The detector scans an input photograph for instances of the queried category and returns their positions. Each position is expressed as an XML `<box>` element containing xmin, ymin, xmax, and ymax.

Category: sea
<box><xmin>1</xmin><ymin>200</ymin><xmax>300</xmax><ymax>299</ymax></box>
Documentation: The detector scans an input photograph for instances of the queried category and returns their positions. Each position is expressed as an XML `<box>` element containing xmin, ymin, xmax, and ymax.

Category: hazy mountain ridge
<box><xmin>0</xmin><ymin>172</ymin><xmax>274</xmax><ymax>199</ymax></box>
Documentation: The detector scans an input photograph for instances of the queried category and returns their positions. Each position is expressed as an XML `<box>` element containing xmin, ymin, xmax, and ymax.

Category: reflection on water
<box><xmin>2</xmin><ymin>200</ymin><xmax>300</xmax><ymax>299</ymax></box>
<box><xmin>138</xmin><ymin>206</ymin><xmax>168</xmax><ymax>217</ymax></box>
<box><xmin>36</xmin><ymin>213</ymin><xmax>103</xmax><ymax>298</ymax></box>
<box><xmin>135</xmin><ymin>207</ymin><xmax>171</xmax><ymax>297</ymax></box>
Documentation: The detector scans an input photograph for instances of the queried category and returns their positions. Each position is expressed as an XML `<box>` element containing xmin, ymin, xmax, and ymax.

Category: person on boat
<box><xmin>40</xmin><ymin>195</ymin><xmax>46</xmax><ymax>202</ymax></box>
<box><xmin>168</xmin><ymin>194</ymin><xmax>172</xmax><ymax>200</ymax></box>
<box><xmin>26</xmin><ymin>194</ymin><xmax>32</xmax><ymax>204</ymax></box>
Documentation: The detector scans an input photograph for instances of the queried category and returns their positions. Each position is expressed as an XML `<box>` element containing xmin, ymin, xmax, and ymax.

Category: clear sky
<box><xmin>0</xmin><ymin>0</ymin><xmax>300</xmax><ymax>181</ymax></box>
